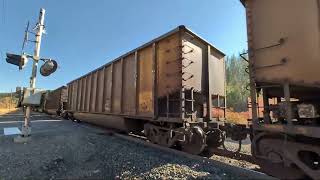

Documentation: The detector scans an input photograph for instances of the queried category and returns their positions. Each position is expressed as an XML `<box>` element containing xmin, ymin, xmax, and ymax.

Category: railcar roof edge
<box><xmin>240</xmin><ymin>0</ymin><xmax>245</xmax><ymax>6</ymax></box>
<box><xmin>67</xmin><ymin>25</ymin><xmax>225</xmax><ymax>85</ymax></box>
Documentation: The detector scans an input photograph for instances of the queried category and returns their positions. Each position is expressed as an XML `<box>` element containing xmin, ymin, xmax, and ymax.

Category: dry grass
<box><xmin>0</xmin><ymin>108</ymin><xmax>20</xmax><ymax>115</ymax></box>
<box><xmin>0</xmin><ymin>96</ymin><xmax>18</xmax><ymax>115</ymax></box>
<box><xmin>225</xmin><ymin>110</ymin><xmax>249</xmax><ymax>125</ymax></box>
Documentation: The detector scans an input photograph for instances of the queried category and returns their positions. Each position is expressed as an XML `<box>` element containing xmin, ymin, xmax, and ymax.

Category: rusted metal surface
<box><xmin>247</xmin><ymin>97</ymin><xmax>277</xmax><ymax>121</ymax></box>
<box><xmin>66</xmin><ymin>26</ymin><xmax>226</xmax><ymax>123</ymax></box>
<box><xmin>104</xmin><ymin>65</ymin><xmax>113</xmax><ymax>112</ymax></box>
<box><xmin>85</xmin><ymin>74</ymin><xmax>91</xmax><ymax>112</ymax></box>
<box><xmin>44</xmin><ymin>86</ymin><xmax>68</xmax><ymax>113</ymax></box>
<box><xmin>112</xmin><ymin>61</ymin><xmax>122</xmax><ymax>113</ymax></box>
<box><xmin>138</xmin><ymin>45</ymin><xmax>153</xmax><ymax>116</ymax></box>
<box><xmin>90</xmin><ymin>71</ymin><xmax>98</xmax><ymax>112</ymax></box>
<box><xmin>77</xmin><ymin>79</ymin><xmax>82</xmax><ymax>111</ymax></box>
<box><xmin>157</xmin><ymin>33</ymin><xmax>181</xmax><ymax>97</ymax></box>
<box><xmin>96</xmin><ymin>69</ymin><xmax>104</xmax><ymax>112</ymax></box>
<box><xmin>73</xmin><ymin>112</ymin><xmax>130</xmax><ymax>131</ymax></box>
<box><xmin>122</xmin><ymin>54</ymin><xmax>136</xmax><ymax>115</ymax></box>
<box><xmin>81</xmin><ymin>77</ymin><xmax>86</xmax><ymax>111</ymax></box>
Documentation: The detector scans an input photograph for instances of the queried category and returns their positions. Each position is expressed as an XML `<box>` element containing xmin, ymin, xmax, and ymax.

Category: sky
<box><xmin>0</xmin><ymin>0</ymin><xmax>247</xmax><ymax>92</ymax></box>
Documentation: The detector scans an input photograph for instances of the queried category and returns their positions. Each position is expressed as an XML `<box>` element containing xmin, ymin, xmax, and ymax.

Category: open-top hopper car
<box><xmin>64</xmin><ymin>26</ymin><xmax>247</xmax><ymax>155</ymax></box>
<box><xmin>242</xmin><ymin>0</ymin><xmax>320</xmax><ymax>178</ymax></box>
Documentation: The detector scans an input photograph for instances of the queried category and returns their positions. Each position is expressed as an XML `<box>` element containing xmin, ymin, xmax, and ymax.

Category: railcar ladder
<box><xmin>167</xmin><ymin>44</ymin><xmax>196</xmax><ymax>119</ymax></box>
<box><xmin>164</xmin><ymin>43</ymin><xmax>195</xmax><ymax>119</ymax></box>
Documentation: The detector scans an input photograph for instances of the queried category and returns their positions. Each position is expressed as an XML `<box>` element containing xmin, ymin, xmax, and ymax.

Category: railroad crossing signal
<box><xmin>5</xmin><ymin>53</ymin><xmax>58</xmax><ymax>76</ymax></box>
<box><xmin>40</xmin><ymin>59</ymin><xmax>58</xmax><ymax>76</ymax></box>
<box><xmin>6</xmin><ymin>53</ymin><xmax>28</xmax><ymax>70</ymax></box>
<box><xmin>5</xmin><ymin>8</ymin><xmax>59</xmax><ymax>138</ymax></box>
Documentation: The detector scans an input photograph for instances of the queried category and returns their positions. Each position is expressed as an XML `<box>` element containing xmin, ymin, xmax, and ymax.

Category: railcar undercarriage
<box><xmin>142</xmin><ymin>121</ymin><xmax>247</xmax><ymax>155</ymax></box>
<box><xmin>250</xmin><ymin>83</ymin><xmax>320</xmax><ymax>179</ymax></box>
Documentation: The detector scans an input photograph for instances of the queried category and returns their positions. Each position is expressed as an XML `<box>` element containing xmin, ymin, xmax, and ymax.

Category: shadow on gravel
<box><xmin>202</xmin><ymin>148</ymin><xmax>255</xmax><ymax>164</ymax></box>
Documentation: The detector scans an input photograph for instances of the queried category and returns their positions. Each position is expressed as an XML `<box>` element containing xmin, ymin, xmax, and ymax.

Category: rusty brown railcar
<box><xmin>44</xmin><ymin>86</ymin><xmax>68</xmax><ymax>115</ymax></box>
<box><xmin>66</xmin><ymin>26</ymin><xmax>230</xmax><ymax>154</ymax></box>
<box><xmin>241</xmin><ymin>0</ymin><xmax>320</xmax><ymax>178</ymax></box>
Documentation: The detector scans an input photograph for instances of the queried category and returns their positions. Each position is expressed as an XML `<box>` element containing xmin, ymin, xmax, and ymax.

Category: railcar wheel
<box><xmin>157</xmin><ymin>131</ymin><xmax>175</xmax><ymax>147</ymax></box>
<box><xmin>181</xmin><ymin>126</ymin><xmax>206</xmax><ymax>155</ymax></box>
<box><xmin>252</xmin><ymin>134</ymin><xmax>305</xmax><ymax>179</ymax></box>
<box><xmin>67</xmin><ymin>112</ymin><xmax>74</xmax><ymax>121</ymax></box>
<box><xmin>257</xmin><ymin>158</ymin><xmax>306</xmax><ymax>179</ymax></box>
<box><xmin>144</xmin><ymin>124</ymin><xmax>175</xmax><ymax>147</ymax></box>
<box><xmin>206</xmin><ymin>128</ymin><xmax>224</xmax><ymax>148</ymax></box>
<box><xmin>222</xmin><ymin>133</ymin><xmax>242</xmax><ymax>154</ymax></box>
<box><xmin>60</xmin><ymin>111</ymin><xmax>68</xmax><ymax>120</ymax></box>
<box><xmin>144</xmin><ymin>124</ymin><xmax>158</xmax><ymax>144</ymax></box>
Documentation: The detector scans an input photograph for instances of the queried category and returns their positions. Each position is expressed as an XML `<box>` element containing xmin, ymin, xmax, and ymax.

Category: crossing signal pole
<box><xmin>6</xmin><ymin>8</ymin><xmax>58</xmax><ymax>140</ymax></box>
<box><xmin>21</xmin><ymin>8</ymin><xmax>46</xmax><ymax>137</ymax></box>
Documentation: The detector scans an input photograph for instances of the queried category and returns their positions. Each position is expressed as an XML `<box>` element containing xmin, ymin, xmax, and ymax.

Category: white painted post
<box><xmin>21</xmin><ymin>8</ymin><xmax>45</xmax><ymax>137</ymax></box>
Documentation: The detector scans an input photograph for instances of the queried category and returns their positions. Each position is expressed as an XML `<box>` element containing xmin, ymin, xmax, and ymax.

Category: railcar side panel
<box><xmin>85</xmin><ymin>75</ymin><xmax>91</xmax><ymax>112</ymax></box>
<box><xmin>111</xmin><ymin>61</ymin><xmax>123</xmax><ymax>113</ymax></box>
<box><xmin>138</xmin><ymin>45</ymin><xmax>154</xmax><ymax>116</ymax></box>
<box><xmin>44</xmin><ymin>86</ymin><xmax>68</xmax><ymax>115</ymax></box>
<box><xmin>123</xmin><ymin>53</ymin><xmax>136</xmax><ymax>115</ymax></box>
<box><xmin>209</xmin><ymin>49</ymin><xmax>225</xmax><ymax>96</ymax></box>
<box><xmin>181</xmin><ymin>33</ymin><xmax>204</xmax><ymax>92</ymax></box>
<box><xmin>72</xmin><ymin>82</ymin><xmax>77</xmax><ymax>111</ymax></box>
<box><xmin>157</xmin><ymin>33</ymin><xmax>181</xmax><ymax>97</ymax></box>
<box><xmin>209</xmin><ymin>48</ymin><xmax>226</xmax><ymax>119</ymax></box>
<box><xmin>67</xmin><ymin>84</ymin><xmax>72</xmax><ymax>110</ymax></box>
<box><xmin>248</xmin><ymin>0</ymin><xmax>320</xmax><ymax>86</ymax></box>
<box><xmin>104</xmin><ymin>65</ymin><xmax>113</xmax><ymax>113</ymax></box>
<box><xmin>89</xmin><ymin>72</ymin><xmax>97</xmax><ymax>112</ymax></box>
<box><xmin>96</xmin><ymin>68</ymin><xmax>104</xmax><ymax>113</ymax></box>
<box><xmin>77</xmin><ymin>79</ymin><xmax>82</xmax><ymax>111</ymax></box>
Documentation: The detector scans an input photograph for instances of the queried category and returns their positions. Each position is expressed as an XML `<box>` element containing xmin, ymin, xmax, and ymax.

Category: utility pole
<box><xmin>21</xmin><ymin>8</ymin><xmax>45</xmax><ymax>137</ymax></box>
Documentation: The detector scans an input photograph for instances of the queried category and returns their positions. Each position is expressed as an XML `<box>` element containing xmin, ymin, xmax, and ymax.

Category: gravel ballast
<box><xmin>0</xmin><ymin>113</ymin><xmax>269</xmax><ymax>179</ymax></box>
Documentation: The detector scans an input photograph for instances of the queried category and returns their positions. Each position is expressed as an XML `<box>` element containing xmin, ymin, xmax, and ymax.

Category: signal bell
<box><xmin>40</xmin><ymin>59</ymin><xmax>58</xmax><ymax>76</ymax></box>
<box><xmin>6</xmin><ymin>53</ymin><xmax>28</xmax><ymax>70</ymax></box>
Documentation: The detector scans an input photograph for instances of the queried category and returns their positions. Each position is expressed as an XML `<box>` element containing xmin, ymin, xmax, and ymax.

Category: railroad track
<box><xmin>205</xmin><ymin>146</ymin><xmax>256</xmax><ymax>164</ymax></box>
<box><xmin>77</xmin><ymin>121</ymin><xmax>275</xmax><ymax>179</ymax></box>
<box><xmin>116</xmin><ymin>133</ymin><xmax>273</xmax><ymax>179</ymax></box>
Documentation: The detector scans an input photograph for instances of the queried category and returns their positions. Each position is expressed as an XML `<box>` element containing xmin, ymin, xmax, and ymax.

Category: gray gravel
<box><xmin>0</xmin><ymin>112</ymin><xmax>264</xmax><ymax>179</ymax></box>
<box><xmin>209</xmin><ymin>137</ymin><xmax>259</xmax><ymax>170</ymax></box>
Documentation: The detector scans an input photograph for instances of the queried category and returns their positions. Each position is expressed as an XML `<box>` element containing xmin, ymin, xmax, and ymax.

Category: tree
<box><xmin>226</xmin><ymin>53</ymin><xmax>249</xmax><ymax>112</ymax></box>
